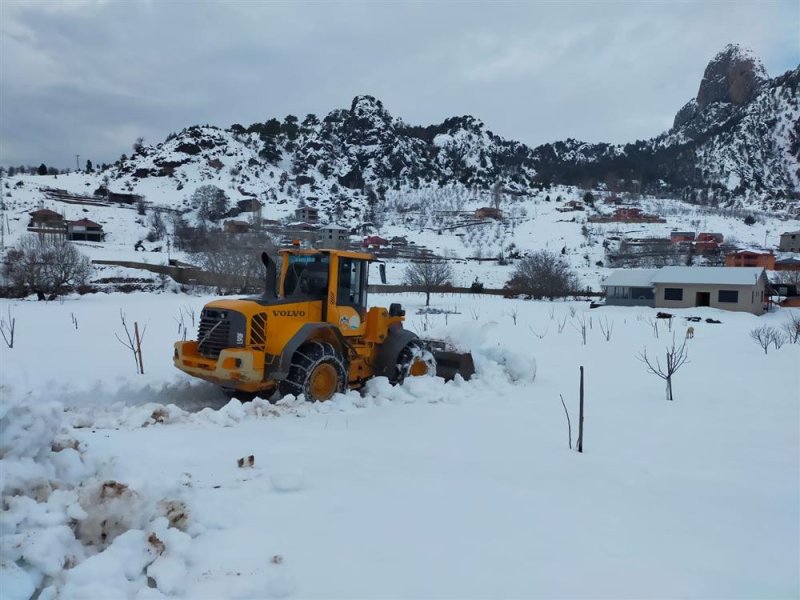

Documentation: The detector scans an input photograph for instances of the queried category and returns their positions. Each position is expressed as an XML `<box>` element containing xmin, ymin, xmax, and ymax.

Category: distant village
<box><xmin>16</xmin><ymin>184</ymin><xmax>800</xmax><ymax>313</ymax></box>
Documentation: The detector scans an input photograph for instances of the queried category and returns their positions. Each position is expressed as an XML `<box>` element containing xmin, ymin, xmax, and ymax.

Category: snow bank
<box><xmin>0</xmin><ymin>392</ymin><xmax>196</xmax><ymax>599</ymax></box>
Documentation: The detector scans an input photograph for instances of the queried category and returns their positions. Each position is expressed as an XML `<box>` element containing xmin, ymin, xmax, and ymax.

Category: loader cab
<box><xmin>278</xmin><ymin>249</ymin><xmax>372</xmax><ymax>336</ymax></box>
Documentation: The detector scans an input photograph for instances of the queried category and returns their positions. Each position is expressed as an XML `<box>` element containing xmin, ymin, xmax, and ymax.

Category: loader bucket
<box><xmin>432</xmin><ymin>350</ymin><xmax>475</xmax><ymax>381</ymax></box>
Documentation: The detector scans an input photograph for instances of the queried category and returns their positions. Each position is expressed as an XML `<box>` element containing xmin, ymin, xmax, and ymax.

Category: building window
<box><xmin>664</xmin><ymin>287</ymin><xmax>683</xmax><ymax>301</ymax></box>
<box><xmin>718</xmin><ymin>290</ymin><xmax>738</xmax><ymax>303</ymax></box>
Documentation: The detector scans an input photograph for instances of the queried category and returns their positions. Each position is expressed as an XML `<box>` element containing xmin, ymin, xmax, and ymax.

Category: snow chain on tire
<box><xmin>393</xmin><ymin>341</ymin><xmax>437</xmax><ymax>385</ymax></box>
<box><xmin>279</xmin><ymin>341</ymin><xmax>347</xmax><ymax>402</ymax></box>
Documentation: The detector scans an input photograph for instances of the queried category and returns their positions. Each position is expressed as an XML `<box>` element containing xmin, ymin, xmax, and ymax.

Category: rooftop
<box><xmin>601</xmin><ymin>269</ymin><xmax>659</xmax><ymax>288</ymax></box>
<box><xmin>602</xmin><ymin>266</ymin><xmax>767</xmax><ymax>288</ymax></box>
<box><xmin>651</xmin><ymin>266</ymin><xmax>765</xmax><ymax>286</ymax></box>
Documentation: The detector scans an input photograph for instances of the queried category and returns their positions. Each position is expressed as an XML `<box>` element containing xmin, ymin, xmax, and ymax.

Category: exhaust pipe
<box><xmin>261</xmin><ymin>252</ymin><xmax>277</xmax><ymax>300</ymax></box>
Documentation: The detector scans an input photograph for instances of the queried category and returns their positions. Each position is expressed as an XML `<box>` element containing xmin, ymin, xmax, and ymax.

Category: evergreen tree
<box><xmin>37</xmin><ymin>163</ymin><xmax>47</xmax><ymax>176</ymax></box>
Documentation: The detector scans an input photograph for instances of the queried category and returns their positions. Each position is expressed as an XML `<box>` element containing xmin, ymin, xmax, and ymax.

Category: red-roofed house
<box><xmin>696</xmin><ymin>232</ymin><xmax>723</xmax><ymax>252</ymax></box>
<box><xmin>362</xmin><ymin>235</ymin><xmax>389</xmax><ymax>248</ymax></box>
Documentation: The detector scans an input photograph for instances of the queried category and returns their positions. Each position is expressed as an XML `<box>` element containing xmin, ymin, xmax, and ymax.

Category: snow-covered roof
<box><xmin>319</xmin><ymin>224</ymin><xmax>349</xmax><ymax>231</ymax></box>
<box><xmin>601</xmin><ymin>269</ymin><xmax>659</xmax><ymax>288</ymax></box>
<box><xmin>782</xmin><ymin>230</ymin><xmax>800</xmax><ymax>235</ymax></box>
<box><xmin>68</xmin><ymin>218</ymin><xmax>102</xmax><ymax>228</ymax></box>
<box><xmin>602</xmin><ymin>266</ymin><xmax>767</xmax><ymax>288</ymax></box>
<box><xmin>651</xmin><ymin>267</ymin><xmax>765</xmax><ymax>286</ymax></box>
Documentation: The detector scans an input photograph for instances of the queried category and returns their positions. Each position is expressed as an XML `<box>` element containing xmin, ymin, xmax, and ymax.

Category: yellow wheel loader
<box><xmin>173</xmin><ymin>248</ymin><xmax>475</xmax><ymax>402</ymax></box>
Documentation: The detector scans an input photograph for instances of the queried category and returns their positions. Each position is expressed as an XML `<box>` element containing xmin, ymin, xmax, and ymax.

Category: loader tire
<box><xmin>279</xmin><ymin>341</ymin><xmax>347</xmax><ymax>402</ymax></box>
<box><xmin>393</xmin><ymin>341</ymin><xmax>437</xmax><ymax>385</ymax></box>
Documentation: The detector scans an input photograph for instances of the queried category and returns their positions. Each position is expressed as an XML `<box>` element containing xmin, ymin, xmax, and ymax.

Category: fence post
<box><xmin>577</xmin><ymin>366</ymin><xmax>584</xmax><ymax>453</ymax></box>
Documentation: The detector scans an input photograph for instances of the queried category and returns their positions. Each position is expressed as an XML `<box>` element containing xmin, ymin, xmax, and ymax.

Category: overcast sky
<box><xmin>1</xmin><ymin>1</ymin><xmax>798</xmax><ymax>169</ymax></box>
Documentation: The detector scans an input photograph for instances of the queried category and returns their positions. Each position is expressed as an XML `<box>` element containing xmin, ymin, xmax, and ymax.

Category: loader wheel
<box><xmin>279</xmin><ymin>341</ymin><xmax>347</xmax><ymax>402</ymax></box>
<box><xmin>393</xmin><ymin>341</ymin><xmax>437</xmax><ymax>385</ymax></box>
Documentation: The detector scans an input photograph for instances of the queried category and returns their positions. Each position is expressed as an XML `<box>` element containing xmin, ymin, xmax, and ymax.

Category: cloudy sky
<box><xmin>1</xmin><ymin>1</ymin><xmax>798</xmax><ymax>169</ymax></box>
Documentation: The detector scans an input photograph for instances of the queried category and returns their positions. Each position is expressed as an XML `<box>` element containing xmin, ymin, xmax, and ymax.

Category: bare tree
<box><xmin>116</xmin><ymin>310</ymin><xmax>145</xmax><ymax>374</ymax></box>
<box><xmin>403</xmin><ymin>260</ymin><xmax>454</xmax><ymax>306</ymax></box>
<box><xmin>637</xmin><ymin>335</ymin><xmax>690</xmax><ymax>401</ymax></box>
<box><xmin>4</xmin><ymin>235</ymin><xmax>91</xmax><ymax>296</ymax></box>
<box><xmin>571</xmin><ymin>313</ymin><xmax>588</xmax><ymax>345</ymax></box>
<box><xmin>783</xmin><ymin>313</ymin><xmax>800</xmax><ymax>344</ymax></box>
<box><xmin>598</xmin><ymin>317</ymin><xmax>613</xmax><ymax>341</ymax></box>
<box><xmin>750</xmin><ymin>325</ymin><xmax>785</xmax><ymax>354</ymax></box>
<box><xmin>507</xmin><ymin>306</ymin><xmax>519</xmax><ymax>325</ymax></box>
<box><xmin>647</xmin><ymin>317</ymin><xmax>660</xmax><ymax>339</ymax></box>
<box><xmin>529</xmin><ymin>324</ymin><xmax>548</xmax><ymax>339</ymax></box>
<box><xmin>506</xmin><ymin>251</ymin><xmax>577</xmax><ymax>299</ymax></box>
<box><xmin>0</xmin><ymin>306</ymin><xmax>15</xmax><ymax>348</ymax></box>
<box><xmin>196</xmin><ymin>234</ymin><xmax>276</xmax><ymax>294</ymax></box>
<box><xmin>559</xmin><ymin>394</ymin><xmax>573</xmax><ymax>450</ymax></box>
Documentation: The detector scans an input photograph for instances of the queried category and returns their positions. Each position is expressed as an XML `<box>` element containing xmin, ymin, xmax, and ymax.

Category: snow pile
<box><xmin>0</xmin><ymin>392</ymin><xmax>195</xmax><ymax>599</ymax></box>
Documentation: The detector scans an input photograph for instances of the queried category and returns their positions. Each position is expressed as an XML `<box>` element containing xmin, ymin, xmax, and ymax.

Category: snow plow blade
<box><xmin>425</xmin><ymin>340</ymin><xmax>475</xmax><ymax>381</ymax></box>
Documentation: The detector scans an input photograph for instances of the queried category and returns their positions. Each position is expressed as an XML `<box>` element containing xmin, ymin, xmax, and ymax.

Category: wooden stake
<box><xmin>577</xmin><ymin>366</ymin><xmax>584</xmax><ymax>453</ymax></box>
<box><xmin>134</xmin><ymin>321</ymin><xmax>144</xmax><ymax>374</ymax></box>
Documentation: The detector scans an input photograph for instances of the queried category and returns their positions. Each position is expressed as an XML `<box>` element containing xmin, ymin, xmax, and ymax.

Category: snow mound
<box><xmin>0</xmin><ymin>392</ymin><xmax>196</xmax><ymax>599</ymax></box>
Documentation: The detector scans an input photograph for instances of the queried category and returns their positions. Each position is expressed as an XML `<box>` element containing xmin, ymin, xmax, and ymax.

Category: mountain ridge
<box><xmin>104</xmin><ymin>44</ymin><xmax>798</xmax><ymax>218</ymax></box>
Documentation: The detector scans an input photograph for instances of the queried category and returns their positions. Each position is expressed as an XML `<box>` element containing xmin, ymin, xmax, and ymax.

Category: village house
<box><xmin>775</xmin><ymin>257</ymin><xmax>800</xmax><ymax>271</ymax></box>
<box><xmin>66</xmin><ymin>218</ymin><xmax>105</xmax><ymax>242</ymax></box>
<box><xmin>390</xmin><ymin>236</ymin><xmax>408</xmax><ymax>247</ymax></box>
<box><xmin>589</xmin><ymin>207</ymin><xmax>665</xmax><ymax>223</ymax></box>
<box><xmin>779</xmin><ymin>230</ymin><xmax>800</xmax><ymax>253</ymax></box>
<box><xmin>317</xmin><ymin>224</ymin><xmax>349</xmax><ymax>248</ymax></box>
<box><xmin>556</xmin><ymin>200</ymin><xmax>585</xmax><ymax>213</ymax></box>
<box><xmin>670</xmin><ymin>231</ymin><xmax>695</xmax><ymax>244</ymax></box>
<box><xmin>295</xmin><ymin>206</ymin><xmax>320</xmax><ymax>224</ymax></box>
<box><xmin>362</xmin><ymin>235</ymin><xmax>389</xmax><ymax>249</ymax></box>
<box><xmin>27</xmin><ymin>209</ymin><xmax>66</xmax><ymax>237</ymax></box>
<box><xmin>600</xmin><ymin>269</ymin><xmax>658</xmax><ymax>307</ymax></box>
<box><xmin>107</xmin><ymin>191</ymin><xmax>143</xmax><ymax>205</ymax></box>
<box><xmin>725</xmin><ymin>250</ymin><xmax>775</xmax><ymax>269</ymax></box>
<box><xmin>602</xmin><ymin>266</ymin><xmax>767</xmax><ymax>315</ymax></box>
<box><xmin>223</xmin><ymin>220</ymin><xmax>250</xmax><ymax>234</ymax></box>
<box><xmin>695</xmin><ymin>232</ymin><xmax>723</xmax><ymax>252</ymax></box>
<box><xmin>475</xmin><ymin>207</ymin><xmax>503</xmax><ymax>220</ymax></box>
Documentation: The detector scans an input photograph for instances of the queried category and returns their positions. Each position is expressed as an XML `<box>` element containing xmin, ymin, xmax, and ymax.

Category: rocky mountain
<box><xmin>107</xmin><ymin>44</ymin><xmax>798</xmax><ymax>218</ymax></box>
<box><xmin>533</xmin><ymin>45</ymin><xmax>799</xmax><ymax>212</ymax></box>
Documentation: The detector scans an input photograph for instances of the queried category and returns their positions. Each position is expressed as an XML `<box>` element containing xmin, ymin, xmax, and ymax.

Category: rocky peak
<box><xmin>338</xmin><ymin>95</ymin><xmax>395</xmax><ymax>146</ymax></box>
<box><xmin>696</xmin><ymin>44</ymin><xmax>768</xmax><ymax>110</ymax></box>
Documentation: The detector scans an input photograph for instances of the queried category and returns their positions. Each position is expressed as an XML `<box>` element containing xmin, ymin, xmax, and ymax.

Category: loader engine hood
<box><xmin>197</xmin><ymin>304</ymin><xmax>246</xmax><ymax>358</ymax></box>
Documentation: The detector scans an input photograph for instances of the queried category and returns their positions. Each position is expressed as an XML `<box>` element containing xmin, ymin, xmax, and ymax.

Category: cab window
<box><xmin>284</xmin><ymin>254</ymin><xmax>329</xmax><ymax>298</ymax></box>
<box><xmin>337</xmin><ymin>258</ymin><xmax>367</xmax><ymax>310</ymax></box>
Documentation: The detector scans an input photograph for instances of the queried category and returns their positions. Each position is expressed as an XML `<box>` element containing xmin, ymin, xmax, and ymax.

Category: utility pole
<box><xmin>75</xmin><ymin>154</ymin><xmax>80</xmax><ymax>172</ymax></box>
<box><xmin>0</xmin><ymin>166</ymin><xmax>4</xmax><ymax>254</ymax></box>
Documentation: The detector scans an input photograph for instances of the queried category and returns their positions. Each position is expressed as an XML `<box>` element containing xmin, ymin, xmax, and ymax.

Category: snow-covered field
<box><xmin>2</xmin><ymin>291</ymin><xmax>798</xmax><ymax>599</ymax></box>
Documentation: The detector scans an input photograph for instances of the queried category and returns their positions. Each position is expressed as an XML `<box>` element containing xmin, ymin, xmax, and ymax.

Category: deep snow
<box><xmin>1</xmin><ymin>291</ymin><xmax>798</xmax><ymax>599</ymax></box>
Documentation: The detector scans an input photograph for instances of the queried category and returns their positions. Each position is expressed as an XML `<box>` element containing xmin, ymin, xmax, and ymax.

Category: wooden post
<box><xmin>577</xmin><ymin>366</ymin><xmax>584</xmax><ymax>453</ymax></box>
<box><xmin>134</xmin><ymin>321</ymin><xmax>144</xmax><ymax>374</ymax></box>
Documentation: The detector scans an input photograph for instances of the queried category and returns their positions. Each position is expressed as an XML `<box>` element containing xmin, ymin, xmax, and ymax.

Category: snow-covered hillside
<box><xmin>2</xmin><ymin>292</ymin><xmax>798</xmax><ymax>598</ymax></box>
<box><xmin>3</xmin><ymin>168</ymin><xmax>799</xmax><ymax>293</ymax></box>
